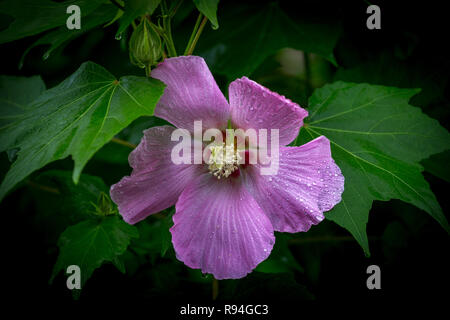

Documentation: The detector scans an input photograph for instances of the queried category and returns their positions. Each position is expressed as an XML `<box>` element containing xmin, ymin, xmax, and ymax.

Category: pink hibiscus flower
<box><xmin>110</xmin><ymin>56</ymin><xmax>344</xmax><ymax>279</ymax></box>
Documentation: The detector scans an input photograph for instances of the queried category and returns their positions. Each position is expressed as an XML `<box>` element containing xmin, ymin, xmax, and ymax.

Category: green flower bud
<box><xmin>90</xmin><ymin>192</ymin><xmax>117</xmax><ymax>216</ymax></box>
<box><xmin>129</xmin><ymin>18</ymin><xmax>162</xmax><ymax>69</ymax></box>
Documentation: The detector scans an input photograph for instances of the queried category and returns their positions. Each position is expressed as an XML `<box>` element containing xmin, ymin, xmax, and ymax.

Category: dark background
<box><xmin>0</xmin><ymin>0</ymin><xmax>448</xmax><ymax>315</ymax></box>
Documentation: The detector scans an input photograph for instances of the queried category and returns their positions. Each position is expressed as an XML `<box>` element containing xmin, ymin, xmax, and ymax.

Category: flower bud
<box><xmin>91</xmin><ymin>192</ymin><xmax>117</xmax><ymax>216</ymax></box>
<box><xmin>129</xmin><ymin>18</ymin><xmax>162</xmax><ymax>69</ymax></box>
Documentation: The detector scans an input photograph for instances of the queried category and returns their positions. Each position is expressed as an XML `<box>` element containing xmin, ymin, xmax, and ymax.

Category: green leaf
<box><xmin>31</xmin><ymin>171</ymin><xmax>111</xmax><ymax>244</ymax></box>
<box><xmin>20</xmin><ymin>4</ymin><xmax>117</xmax><ymax>66</ymax></box>
<box><xmin>50</xmin><ymin>215</ymin><xmax>139</xmax><ymax>288</ymax></box>
<box><xmin>298</xmin><ymin>81</ymin><xmax>450</xmax><ymax>255</ymax></box>
<box><xmin>0</xmin><ymin>61</ymin><xmax>165</xmax><ymax>201</ymax></box>
<box><xmin>129</xmin><ymin>213</ymin><xmax>173</xmax><ymax>263</ymax></box>
<box><xmin>197</xmin><ymin>2</ymin><xmax>340</xmax><ymax>79</ymax></box>
<box><xmin>0</xmin><ymin>0</ymin><xmax>103</xmax><ymax>44</ymax></box>
<box><xmin>0</xmin><ymin>75</ymin><xmax>46</xmax><ymax>130</ymax></box>
<box><xmin>193</xmin><ymin>0</ymin><xmax>219</xmax><ymax>29</ymax></box>
<box><xmin>116</xmin><ymin>0</ymin><xmax>162</xmax><ymax>38</ymax></box>
<box><xmin>36</xmin><ymin>170</ymin><xmax>109</xmax><ymax>217</ymax></box>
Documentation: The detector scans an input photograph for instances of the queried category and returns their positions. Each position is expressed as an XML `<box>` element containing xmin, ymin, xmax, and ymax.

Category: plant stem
<box><xmin>161</xmin><ymin>0</ymin><xmax>177</xmax><ymax>57</ymax></box>
<box><xmin>185</xmin><ymin>16</ymin><xmax>208</xmax><ymax>55</ymax></box>
<box><xmin>27</xmin><ymin>180</ymin><xmax>60</xmax><ymax>194</ymax></box>
<box><xmin>303</xmin><ymin>51</ymin><xmax>312</xmax><ymax>98</ymax></box>
<box><xmin>184</xmin><ymin>13</ymin><xmax>203</xmax><ymax>55</ymax></box>
<box><xmin>145</xmin><ymin>64</ymin><xmax>151</xmax><ymax>77</ymax></box>
<box><xmin>212</xmin><ymin>278</ymin><xmax>219</xmax><ymax>300</ymax></box>
<box><xmin>111</xmin><ymin>137</ymin><xmax>136</xmax><ymax>149</ymax></box>
<box><xmin>169</xmin><ymin>0</ymin><xmax>184</xmax><ymax>17</ymax></box>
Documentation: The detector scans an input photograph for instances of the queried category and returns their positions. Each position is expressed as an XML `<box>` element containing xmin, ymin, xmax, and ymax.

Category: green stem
<box><xmin>111</xmin><ymin>137</ymin><xmax>136</xmax><ymax>149</ymax></box>
<box><xmin>185</xmin><ymin>16</ymin><xmax>208</xmax><ymax>55</ymax></box>
<box><xmin>169</xmin><ymin>0</ymin><xmax>184</xmax><ymax>17</ymax></box>
<box><xmin>303</xmin><ymin>51</ymin><xmax>312</xmax><ymax>98</ymax></box>
<box><xmin>27</xmin><ymin>180</ymin><xmax>60</xmax><ymax>194</ymax></box>
<box><xmin>212</xmin><ymin>278</ymin><xmax>219</xmax><ymax>300</ymax></box>
<box><xmin>184</xmin><ymin>13</ymin><xmax>203</xmax><ymax>55</ymax></box>
<box><xmin>145</xmin><ymin>64</ymin><xmax>151</xmax><ymax>77</ymax></box>
<box><xmin>161</xmin><ymin>0</ymin><xmax>177</xmax><ymax>57</ymax></box>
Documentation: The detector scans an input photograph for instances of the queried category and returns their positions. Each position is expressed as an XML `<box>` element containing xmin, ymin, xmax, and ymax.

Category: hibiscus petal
<box><xmin>229</xmin><ymin>77</ymin><xmax>308</xmax><ymax>146</ymax></box>
<box><xmin>242</xmin><ymin>136</ymin><xmax>344</xmax><ymax>233</ymax></box>
<box><xmin>151</xmin><ymin>56</ymin><xmax>230</xmax><ymax>132</ymax></box>
<box><xmin>110</xmin><ymin>126</ymin><xmax>201</xmax><ymax>224</ymax></box>
<box><xmin>171</xmin><ymin>174</ymin><xmax>275</xmax><ymax>279</ymax></box>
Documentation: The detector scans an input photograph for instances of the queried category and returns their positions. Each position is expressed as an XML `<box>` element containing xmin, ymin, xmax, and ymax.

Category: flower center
<box><xmin>208</xmin><ymin>142</ymin><xmax>241</xmax><ymax>179</ymax></box>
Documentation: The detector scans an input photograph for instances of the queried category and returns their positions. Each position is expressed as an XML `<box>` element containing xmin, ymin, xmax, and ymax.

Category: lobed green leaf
<box><xmin>0</xmin><ymin>61</ymin><xmax>165</xmax><ymax>201</ymax></box>
<box><xmin>298</xmin><ymin>81</ymin><xmax>450</xmax><ymax>255</ymax></box>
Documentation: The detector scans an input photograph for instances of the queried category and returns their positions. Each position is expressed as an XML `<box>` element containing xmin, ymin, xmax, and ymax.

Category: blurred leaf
<box><xmin>117</xmin><ymin>115</ymin><xmax>170</xmax><ymax>145</ymax></box>
<box><xmin>197</xmin><ymin>2</ymin><xmax>340</xmax><ymax>79</ymax></box>
<box><xmin>334</xmin><ymin>53</ymin><xmax>448</xmax><ymax>109</ymax></box>
<box><xmin>255</xmin><ymin>234</ymin><xmax>303</xmax><ymax>274</ymax></box>
<box><xmin>382</xmin><ymin>221</ymin><xmax>408</xmax><ymax>262</ymax></box>
<box><xmin>193</xmin><ymin>0</ymin><xmax>219</xmax><ymax>29</ymax></box>
<box><xmin>0</xmin><ymin>61</ymin><xmax>165</xmax><ymax>201</ymax></box>
<box><xmin>0</xmin><ymin>0</ymin><xmax>103</xmax><ymax>44</ymax></box>
<box><xmin>92</xmin><ymin>142</ymin><xmax>131</xmax><ymax>165</ymax></box>
<box><xmin>298</xmin><ymin>81</ymin><xmax>450</xmax><ymax>255</ymax></box>
<box><xmin>50</xmin><ymin>215</ymin><xmax>139</xmax><ymax>290</ymax></box>
<box><xmin>129</xmin><ymin>213</ymin><xmax>173</xmax><ymax>263</ymax></box>
<box><xmin>116</xmin><ymin>0</ymin><xmax>161</xmax><ymax>38</ymax></box>
<box><xmin>421</xmin><ymin>150</ymin><xmax>450</xmax><ymax>183</ymax></box>
<box><xmin>0</xmin><ymin>75</ymin><xmax>46</xmax><ymax>129</ymax></box>
<box><xmin>20</xmin><ymin>4</ymin><xmax>117</xmax><ymax>66</ymax></box>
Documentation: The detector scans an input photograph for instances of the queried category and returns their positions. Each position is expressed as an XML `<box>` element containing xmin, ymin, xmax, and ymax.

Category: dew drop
<box><xmin>115</xmin><ymin>33</ymin><xmax>122</xmax><ymax>40</ymax></box>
